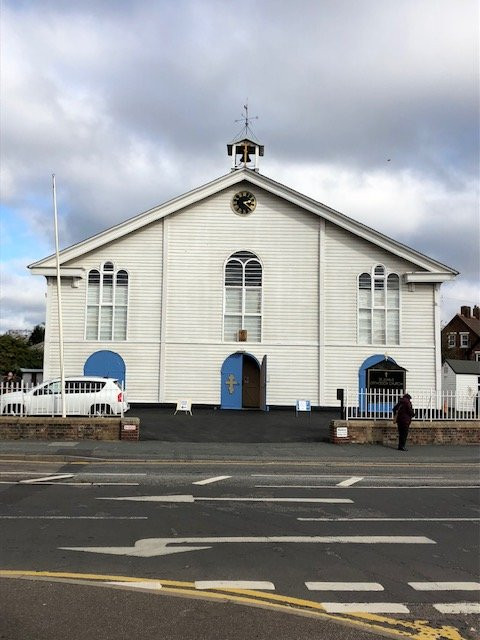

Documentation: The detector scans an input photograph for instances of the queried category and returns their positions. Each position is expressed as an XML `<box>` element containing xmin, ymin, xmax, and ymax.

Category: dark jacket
<box><xmin>393</xmin><ymin>396</ymin><xmax>415</xmax><ymax>427</ymax></box>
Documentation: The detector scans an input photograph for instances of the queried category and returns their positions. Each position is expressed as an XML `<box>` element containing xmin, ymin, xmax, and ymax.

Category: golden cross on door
<box><xmin>226</xmin><ymin>373</ymin><xmax>238</xmax><ymax>394</ymax></box>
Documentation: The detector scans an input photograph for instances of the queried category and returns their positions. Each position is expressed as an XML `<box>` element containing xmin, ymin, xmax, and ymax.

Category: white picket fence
<box><xmin>0</xmin><ymin>380</ymin><xmax>127</xmax><ymax>418</ymax></box>
<box><xmin>344</xmin><ymin>388</ymin><xmax>479</xmax><ymax>421</ymax></box>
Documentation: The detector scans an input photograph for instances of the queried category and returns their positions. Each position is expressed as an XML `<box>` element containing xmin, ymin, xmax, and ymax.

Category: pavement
<box><xmin>0</xmin><ymin>405</ymin><xmax>478</xmax><ymax>464</ymax></box>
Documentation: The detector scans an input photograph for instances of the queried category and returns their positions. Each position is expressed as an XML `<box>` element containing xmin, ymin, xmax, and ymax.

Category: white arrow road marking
<box><xmin>19</xmin><ymin>474</ymin><xmax>74</xmax><ymax>484</ymax></box>
<box><xmin>60</xmin><ymin>535</ymin><xmax>436</xmax><ymax>557</ymax></box>
<box><xmin>96</xmin><ymin>495</ymin><xmax>353</xmax><ymax>504</ymax></box>
<box><xmin>193</xmin><ymin>476</ymin><xmax>232</xmax><ymax>485</ymax></box>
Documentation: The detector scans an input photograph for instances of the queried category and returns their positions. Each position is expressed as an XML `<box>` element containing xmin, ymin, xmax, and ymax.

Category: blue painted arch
<box><xmin>84</xmin><ymin>350</ymin><xmax>126</xmax><ymax>386</ymax></box>
<box><xmin>220</xmin><ymin>352</ymin><xmax>261</xmax><ymax>410</ymax></box>
<box><xmin>358</xmin><ymin>354</ymin><xmax>399</xmax><ymax>413</ymax></box>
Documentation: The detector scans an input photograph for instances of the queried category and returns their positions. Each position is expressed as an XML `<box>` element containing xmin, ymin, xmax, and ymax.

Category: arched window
<box><xmin>86</xmin><ymin>262</ymin><xmax>128</xmax><ymax>341</ymax></box>
<box><xmin>224</xmin><ymin>251</ymin><xmax>262</xmax><ymax>342</ymax></box>
<box><xmin>358</xmin><ymin>265</ymin><xmax>399</xmax><ymax>345</ymax></box>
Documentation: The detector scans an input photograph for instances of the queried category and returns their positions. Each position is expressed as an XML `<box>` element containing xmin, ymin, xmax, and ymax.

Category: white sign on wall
<box><xmin>336</xmin><ymin>426</ymin><xmax>348</xmax><ymax>438</ymax></box>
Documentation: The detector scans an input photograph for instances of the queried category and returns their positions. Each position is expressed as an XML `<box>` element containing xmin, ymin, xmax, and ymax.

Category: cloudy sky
<box><xmin>1</xmin><ymin>0</ymin><xmax>478</xmax><ymax>332</ymax></box>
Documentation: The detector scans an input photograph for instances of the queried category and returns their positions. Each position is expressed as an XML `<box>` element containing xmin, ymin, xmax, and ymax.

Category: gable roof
<box><xmin>442</xmin><ymin>314</ymin><xmax>480</xmax><ymax>338</ymax></box>
<box><xmin>29</xmin><ymin>167</ymin><xmax>458</xmax><ymax>281</ymax></box>
<box><xmin>461</xmin><ymin>316</ymin><xmax>480</xmax><ymax>337</ymax></box>
<box><xmin>445</xmin><ymin>359</ymin><xmax>480</xmax><ymax>375</ymax></box>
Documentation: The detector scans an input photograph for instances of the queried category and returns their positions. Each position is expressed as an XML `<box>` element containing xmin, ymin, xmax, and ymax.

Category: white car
<box><xmin>0</xmin><ymin>376</ymin><xmax>129</xmax><ymax>417</ymax></box>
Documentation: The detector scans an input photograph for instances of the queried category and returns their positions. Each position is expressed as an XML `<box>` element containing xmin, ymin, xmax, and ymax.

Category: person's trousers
<box><xmin>397</xmin><ymin>424</ymin><xmax>409</xmax><ymax>449</ymax></box>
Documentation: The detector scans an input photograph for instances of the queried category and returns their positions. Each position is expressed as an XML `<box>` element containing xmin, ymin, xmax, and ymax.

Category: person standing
<box><xmin>393</xmin><ymin>393</ymin><xmax>415</xmax><ymax>451</ymax></box>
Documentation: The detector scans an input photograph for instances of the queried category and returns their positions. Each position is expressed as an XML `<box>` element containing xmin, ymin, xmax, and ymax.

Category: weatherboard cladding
<box><xmin>30</xmin><ymin>168</ymin><xmax>457</xmax><ymax>278</ymax></box>
<box><xmin>37</xmin><ymin>171</ymin><xmax>450</xmax><ymax>405</ymax></box>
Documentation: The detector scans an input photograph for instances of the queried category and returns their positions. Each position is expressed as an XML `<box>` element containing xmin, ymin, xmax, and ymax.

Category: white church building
<box><xmin>29</xmin><ymin>138</ymin><xmax>457</xmax><ymax>409</ymax></box>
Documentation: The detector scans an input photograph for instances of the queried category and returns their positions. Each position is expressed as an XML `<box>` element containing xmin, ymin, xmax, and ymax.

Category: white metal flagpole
<box><xmin>52</xmin><ymin>174</ymin><xmax>66</xmax><ymax>417</ymax></box>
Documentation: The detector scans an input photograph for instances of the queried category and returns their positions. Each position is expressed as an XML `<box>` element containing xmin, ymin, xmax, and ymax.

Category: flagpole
<box><xmin>52</xmin><ymin>174</ymin><xmax>66</xmax><ymax>418</ymax></box>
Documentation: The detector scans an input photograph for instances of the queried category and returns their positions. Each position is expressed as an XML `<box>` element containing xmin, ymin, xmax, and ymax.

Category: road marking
<box><xmin>298</xmin><ymin>517</ymin><xmax>480</xmax><ymax>522</ymax></box>
<box><xmin>409</xmin><ymin>582</ymin><xmax>480</xmax><ymax>591</ymax></box>
<box><xmin>19</xmin><ymin>474</ymin><xmax>74</xmax><ymax>484</ymax></box>
<box><xmin>306</xmin><ymin>582</ymin><xmax>384</xmax><ymax>591</ymax></box>
<box><xmin>336</xmin><ymin>476</ymin><xmax>363</xmax><ymax>487</ymax></box>
<box><xmin>193</xmin><ymin>476</ymin><xmax>232</xmax><ymax>485</ymax></box>
<box><xmin>108</xmin><ymin>580</ymin><xmax>163</xmax><ymax>590</ymax></box>
<box><xmin>12</xmin><ymin>481</ymin><xmax>140</xmax><ymax>487</ymax></box>
<box><xmin>321</xmin><ymin>602</ymin><xmax>410</xmax><ymax>614</ymax></box>
<box><xmin>97</xmin><ymin>495</ymin><xmax>353</xmax><ymax>504</ymax></box>
<box><xmin>433</xmin><ymin>602</ymin><xmax>480</xmax><ymax>614</ymax></box>
<box><xmin>195</xmin><ymin>581</ymin><xmax>275</xmax><ymax>590</ymax></box>
<box><xmin>256</xmin><ymin>485</ymin><xmax>480</xmax><ymax>489</ymax></box>
<box><xmin>0</xmin><ymin>571</ymin><xmax>467</xmax><ymax>639</ymax></box>
<box><xmin>60</xmin><ymin>535</ymin><xmax>436</xmax><ymax>557</ymax></box>
<box><xmin>0</xmin><ymin>516</ymin><xmax>147</xmax><ymax>520</ymax></box>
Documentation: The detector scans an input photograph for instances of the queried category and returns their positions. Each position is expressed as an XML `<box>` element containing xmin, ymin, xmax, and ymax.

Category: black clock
<box><xmin>232</xmin><ymin>190</ymin><xmax>256</xmax><ymax>215</ymax></box>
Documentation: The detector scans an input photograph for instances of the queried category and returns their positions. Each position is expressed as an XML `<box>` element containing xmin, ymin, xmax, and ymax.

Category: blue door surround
<box><xmin>221</xmin><ymin>352</ymin><xmax>261</xmax><ymax>410</ymax></box>
<box><xmin>358</xmin><ymin>354</ymin><xmax>398</xmax><ymax>413</ymax></box>
<box><xmin>84</xmin><ymin>350</ymin><xmax>126</xmax><ymax>386</ymax></box>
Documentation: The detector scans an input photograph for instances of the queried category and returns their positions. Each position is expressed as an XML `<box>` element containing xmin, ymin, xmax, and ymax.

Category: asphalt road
<box><xmin>0</xmin><ymin>459</ymin><xmax>479</xmax><ymax>640</ymax></box>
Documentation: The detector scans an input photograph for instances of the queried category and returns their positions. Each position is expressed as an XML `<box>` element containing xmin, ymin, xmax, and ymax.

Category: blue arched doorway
<box><xmin>220</xmin><ymin>353</ymin><xmax>267</xmax><ymax>410</ymax></box>
<box><xmin>358</xmin><ymin>354</ymin><xmax>404</xmax><ymax>414</ymax></box>
<box><xmin>84</xmin><ymin>350</ymin><xmax>126</xmax><ymax>386</ymax></box>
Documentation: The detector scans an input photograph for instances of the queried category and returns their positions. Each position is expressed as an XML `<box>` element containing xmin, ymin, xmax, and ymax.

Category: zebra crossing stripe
<box><xmin>306</xmin><ymin>582</ymin><xmax>384</xmax><ymax>591</ymax></box>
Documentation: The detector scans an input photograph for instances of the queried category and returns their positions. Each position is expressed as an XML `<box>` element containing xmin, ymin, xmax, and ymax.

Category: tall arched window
<box><xmin>224</xmin><ymin>251</ymin><xmax>262</xmax><ymax>342</ymax></box>
<box><xmin>86</xmin><ymin>262</ymin><xmax>128</xmax><ymax>340</ymax></box>
<box><xmin>358</xmin><ymin>265</ymin><xmax>399</xmax><ymax>345</ymax></box>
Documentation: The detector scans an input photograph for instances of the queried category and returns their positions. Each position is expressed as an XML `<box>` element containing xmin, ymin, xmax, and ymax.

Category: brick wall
<box><xmin>330</xmin><ymin>420</ymin><xmax>480</xmax><ymax>445</ymax></box>
<box><xmin>0</xmin><ymin>417</ymin><xmax>140</xmax><ymax>441</ymax></box>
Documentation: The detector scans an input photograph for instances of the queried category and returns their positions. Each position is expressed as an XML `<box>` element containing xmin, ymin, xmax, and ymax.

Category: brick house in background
<box><xmin>441</xmin><ymin>306</ymin><xmax>480</xmax><ymax>362</ymax></box>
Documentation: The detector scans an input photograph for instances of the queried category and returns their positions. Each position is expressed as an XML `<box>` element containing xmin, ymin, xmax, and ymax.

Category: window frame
<box><xmin>357</xmin><ymin>264</ymin><xmax>400</xmax><ymax>346</ymax></box>
<box><xmin>223</xmin><ymin>251</ymin><xmax>263</xmax><ymax>343</ymax></box>
<box><xmin>447</xmin><ymin>332</ymin><xmax>456</xmax><ymax>348</ymax></box>
<box><xmin>85</xmin><ymin>261</ymin><xmax>129</xmax><ymax>341</ymax></box>
<box><xmin>459</xmin><ymin>332</ymin><xmax>470</xmax><ymax>348</ymax></box>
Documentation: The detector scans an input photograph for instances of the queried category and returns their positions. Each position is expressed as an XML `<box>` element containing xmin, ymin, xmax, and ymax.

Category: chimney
<box><xmin>473</xmin><ymin>305</ymin><xmax>480</xmax><ymax>320</ymax></box>
<box><xmin>460</xmin><ymin>306</ymin><xmax>471</xmax><ymax>318</ymax></box>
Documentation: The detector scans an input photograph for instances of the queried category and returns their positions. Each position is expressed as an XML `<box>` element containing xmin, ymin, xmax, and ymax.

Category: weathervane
<box><xmin>234</xmin><ymin>102</ymin><xmax>259</xmax><ymax>140</ymax></box>
<box><xmin>227</xmin><ymin>102</ymin><xmax>264</xmax><ymax>171</ymax></box>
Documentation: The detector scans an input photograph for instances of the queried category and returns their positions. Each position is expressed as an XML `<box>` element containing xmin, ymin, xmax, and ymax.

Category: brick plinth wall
<box><xmin>0</xmin><ymin>417</ymin><xmax>140</xmax><ymax>441</ymax></box>
<box><xmin>330</xmin><ymin>420</ymin><xmax>480</xmax><ymax>445</ymax></box>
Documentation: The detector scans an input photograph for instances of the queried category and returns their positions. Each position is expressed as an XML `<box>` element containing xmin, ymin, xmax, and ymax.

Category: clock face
<box><xmin>231</xmin><ymin>190</ymin><xmax>256</xmax><ymax>215</ymax></box>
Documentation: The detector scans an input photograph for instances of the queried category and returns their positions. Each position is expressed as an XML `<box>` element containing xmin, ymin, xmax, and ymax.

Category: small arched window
<box><xmin>224</xmin><ymin>251</ymin><xmax>262</xmax><ymax>342</ymax></box>
<box><xmin>86</xmin><ymin>262</ymin><xmax>128</xmax><ymax>341</ymax></box>
<box><xmin>358</xmin><ymin>265</ymin><xmax>400</xmax><ymax>345</ymax></box>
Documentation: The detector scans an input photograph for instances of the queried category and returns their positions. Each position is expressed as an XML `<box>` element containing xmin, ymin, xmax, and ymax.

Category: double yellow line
<box><xmin>0</xmin><ymin>570</ymin><xmax>467</xmax><ymax>640</ymax></box>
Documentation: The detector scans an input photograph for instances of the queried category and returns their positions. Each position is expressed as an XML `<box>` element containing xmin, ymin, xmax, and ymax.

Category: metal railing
<box><xmin>344</xmin><ymin>388</ymin><xmax>479</xmax><ymax>421</ymax></box>
<box><xmin>0</xmin><ymin>380</ymin><xmax>127</xmax><ymax>418</ymax></box>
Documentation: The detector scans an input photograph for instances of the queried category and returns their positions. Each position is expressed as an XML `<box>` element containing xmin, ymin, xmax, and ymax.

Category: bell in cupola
<box><xmin>227</xmin><ymin>104</ymin><xmax>264</xmax><ymax>172</ymax></box>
